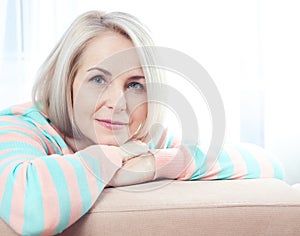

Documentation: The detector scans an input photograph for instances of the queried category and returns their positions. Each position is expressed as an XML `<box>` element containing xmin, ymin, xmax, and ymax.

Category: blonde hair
<box><xmin>32</xmin><ymin>10</ymin><xmax>165</xmax><ymax>141</ymax></box>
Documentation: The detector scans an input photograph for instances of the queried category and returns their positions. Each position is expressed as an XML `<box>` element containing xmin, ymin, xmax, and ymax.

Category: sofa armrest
<box><xmin>293</xmin><ymin>183</ymin><xmax>300</xmax><ymax>191</ymax></box>
<box><xmin>61</xmin><ymin>179</ymin><xmax>300</xmax><ymax>236</ymax></box>
<box><xmin>1</xmin><ymin>179</ymin><xmax>300</xmax><ymax>235</ymax></box>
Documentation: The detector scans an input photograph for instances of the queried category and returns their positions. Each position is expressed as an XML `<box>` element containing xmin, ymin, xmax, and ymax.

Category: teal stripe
<box><xmin>0</xmin><ymin>120</ymin><xmax>38</xmax><ymax>131</ymax></box>
<box><xmin>0</xmin><ymin>129</ymin><xmax>38</xmax><ymax>137</ymax></box>
<box><xmin>1</xmin><ymin>113</ymin><xmax>68</xmax><ymax>155</ymax></box>
<box><xmin>0</xmin><ymin>172</ymin><xmax>14</xmax><ymax>225</ymax></box>
<box><xmin>216</xmin><ymin>150</ymin><xmax>234</xmax><ymax>180</ymax></box>
<box><xmin>18</xmin><ymin>116</ymin><xmax>52</xmax><ymax>142</ymax></box>
<box><xmin>187</xmin><ymin>145</ymin><xmax>206</xmax><ymax>180</ymax></box>
<box><xmin>0</xmin><ymin>107</ymin><xmax>12</xmax><ymax>116</ymax></box>
<box><xmin>0</xmin><ymin>128</ymin><xmax>65</xmax><ymax>156</ymax></box>
<box><xmin>22</xmin><ymin>164</ymin><xmax>44</xmax><ymax>235</ymax></box>
<box><xmin>39</xmin><ymin>132</ymin><xmax>61</xmax><ymax>154</ymax></box>
<box><xmin>266</xmin><ymin>154</ymin><xmax>285</xmax><ymax>179</ymax></box>
<box><xmin>0</xmin><ymin>120</ymin><xmax>27</xmax><ymax>127</ymax></box>
<box><xmin>65</xmin><ymin>158</ymin><xmax>94</xmax><ymax>215</ymax></box>
<box><xmin>148</xmin><ymin>141</ymin><xmax>156</xmax><ymax>150</ymax></box>
<box><xmin>3</xmin><ymin>110</ymin><xmax>55</xmax><ymax>142</ymax></box>
<box><xmin>0</xmin><ymin>148</ymin><xmax>44</xmax><ymax>161</ymax></box>
<box><xmin>75</xmin><ymin>153</ymin><xmax>102</xmax><ymax>184</ymax></box>
<box><xmin>41</xmin><ymin>158</ymin><xmax>71</xmax><ymax>234</ymax></box>
<box><xmin>0</xmin><ymin>127</ymin><xmax>50</xmax><ymax>153</ymax></box>
<box><xmin>0</xmin><ymin>157</ymin><xmax>33</xmax><ymax>174</ymax></box>
<box><xmin>165</xmin><ymin>135</ymin><xmax>174</xmax><ymax>148</ymax></box>
<box><xmin>0</xmin><ymin>129</ymin><xmax>48</xmax><ymax>150</ymax></box>
<box><xmin>52</xmin><ymin>135</ymin><xmax>68</xmax><ymax>149</ymax></box>
<box><xmin>0</xmin><ymin>142</ymin><xmax>45</xmax><ymax>156</ymax></box>
<box><xmin>23</xmin><ymin>109</ymin><xmax>48</xmax><ymax>126</ymax></box>
<box><xmin>39</xmin><ymin>132</ymin><xmax>67</xmax><ymax>154</ymax></box>
<box><xmin>236</xmin><ymin>147</ymin><xmax>261</xmax><ymax>178</ymax></box>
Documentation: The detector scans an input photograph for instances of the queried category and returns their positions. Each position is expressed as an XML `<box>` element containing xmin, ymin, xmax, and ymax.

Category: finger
<box><xmin>120</xmin><ymin>140</ymin><xmax>149</xmax><ymax>161</ymax></box>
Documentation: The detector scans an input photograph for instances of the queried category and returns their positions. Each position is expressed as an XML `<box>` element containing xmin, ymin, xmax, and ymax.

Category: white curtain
<box><xmin>0</xmin><ymin>0</ymin><xmax>77</xmax><ymax>108</ymax></box>
<box><xmin>0</xmin><ymin>1</ymin><xmax>8</xmax><ymax>55</ymax></box>
<box><xmin>0</xmin><ymin>0</ymin><xmax>24</xmax><ymax>108</ymax></box>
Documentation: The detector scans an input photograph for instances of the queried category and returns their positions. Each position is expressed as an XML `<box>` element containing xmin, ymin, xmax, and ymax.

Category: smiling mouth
<box><xmin>95</xmin><ymin>119</ymin><xmax>128</xmax><ymax>130</ymax></box>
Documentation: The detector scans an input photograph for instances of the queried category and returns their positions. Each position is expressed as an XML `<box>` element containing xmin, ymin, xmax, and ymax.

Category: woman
<box><xmin>0</xmin><ymin>11</ymin><xmax>284</xmax><ymax>235</ymax></box>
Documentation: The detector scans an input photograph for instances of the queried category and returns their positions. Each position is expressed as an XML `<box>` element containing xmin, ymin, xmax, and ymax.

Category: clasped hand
<box><xmin>108</xmin><ymin>140</ymin><xmax>155</xmax><ymax>187</ymax></box>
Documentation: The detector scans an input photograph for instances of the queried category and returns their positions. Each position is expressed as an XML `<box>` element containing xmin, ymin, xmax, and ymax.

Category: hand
<box><xmin>118</xmin><ymin>140</ymin><xmax>149</xmax><ymax>162</ymax></box>
<box><xmin>108</xmin><ymin>152</ymin><xmax>155</xmax><ymax>187</ymax></box>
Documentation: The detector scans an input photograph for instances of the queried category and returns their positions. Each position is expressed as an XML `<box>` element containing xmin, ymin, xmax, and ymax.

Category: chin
<box><xmin>95</xmin><ymin>132</ymin><xmax>131</xmax><ymax>146</ymax></box>
<box><xmin>96</xmin><ymin>138</ymin><xmax>125</xmax><ymax>146</ymax></box>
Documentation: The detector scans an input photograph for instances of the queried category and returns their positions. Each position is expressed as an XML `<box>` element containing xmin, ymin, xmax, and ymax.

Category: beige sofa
<box><xmin>1</xmin><ymin>179</ymin><xmax>300</xmax><ymax>235</ymax></box>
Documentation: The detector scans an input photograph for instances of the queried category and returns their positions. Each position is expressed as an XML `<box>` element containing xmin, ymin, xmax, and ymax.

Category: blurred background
<box><xmin>0</xmin><ymin>0</ymin><xmax>299</xmax><ymax>184</ymax></box>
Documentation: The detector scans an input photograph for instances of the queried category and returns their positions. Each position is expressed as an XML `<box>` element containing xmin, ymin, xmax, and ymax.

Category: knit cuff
<box><xmin>152</xmin><ymin>147</ymin><xmax>194</xmax><ymax>180</ymax></box>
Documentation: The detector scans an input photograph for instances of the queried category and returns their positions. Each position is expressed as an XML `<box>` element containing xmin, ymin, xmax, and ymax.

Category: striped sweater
<box><xmin>0</xmin><ymin>103</ymin><xmax>284</xmax><ymax>235</ymax></box>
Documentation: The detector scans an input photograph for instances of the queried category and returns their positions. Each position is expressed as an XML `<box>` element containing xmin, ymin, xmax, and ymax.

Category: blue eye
<box><xmin>91</xmin><ymin>75</ymin><xmax>106</xmax><ymax>84</ymax></box>
<box><xmin>127</xmin><ymin>82</ymin><xmax>145</xmax><ymax>90</ymax></box>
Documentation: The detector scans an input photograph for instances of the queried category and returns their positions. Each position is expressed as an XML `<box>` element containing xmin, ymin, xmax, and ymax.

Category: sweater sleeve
<box><xmin>153</xmin><ymin>143</ymin><xmax>285</xmax><ymax>181</ymax></box>
<box><xmin>0</xmin><ymin>118</ymin><xmax>123</xmax><ymax>235</ymax></box>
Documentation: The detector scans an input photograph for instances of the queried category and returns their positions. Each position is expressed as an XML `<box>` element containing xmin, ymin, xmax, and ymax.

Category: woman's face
<box><xmin>71</xmin><ymin>31</ymin><xmax>147</xmax><ymax>148</ymax></box>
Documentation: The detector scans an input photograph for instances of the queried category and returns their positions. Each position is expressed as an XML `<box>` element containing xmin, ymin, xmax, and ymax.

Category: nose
<box><xmin>101</xmin><ymin>82</ymin><xmax>126</xmax><ymax>111</ymax></box>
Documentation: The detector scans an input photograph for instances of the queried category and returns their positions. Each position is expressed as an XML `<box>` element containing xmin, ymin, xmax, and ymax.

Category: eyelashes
<box><xmin>89</xmin><ymin>75</ymin><xmax>146</xmax><ymax>92</ymax></box>
<box><xmin>127</xmin><ymin>81</ymin><xmax>145</xmax><ymax>91</ymax></box>
<box><xmin>90</xmin><ymin>75</ymin><xmax>106</xmax><ymax>85</ymax></box>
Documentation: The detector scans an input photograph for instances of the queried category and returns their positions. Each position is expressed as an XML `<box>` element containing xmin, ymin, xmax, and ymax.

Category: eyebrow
<box><xmin>87</xmin><ymin>67</ymin><xmax>145</xmax><ymax>80</ymax></box>
<box><xmin>87</xmin><ymin>67</ymin><xmax>112</xmax><ymax>76</ymax></box>
<box><xmin>128</xmin><ymin>75</ymin><xmax>145</xmax><ymax>80</ymax></box>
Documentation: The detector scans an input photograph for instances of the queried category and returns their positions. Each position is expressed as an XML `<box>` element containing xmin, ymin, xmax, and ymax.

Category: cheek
<box><xmin>73</xmin><ymin>83</ymin><xmax>99</xmax><ymax>127</ymax></box>
<box><xmin>126</xmin><ymin>93</ymin><xmax>148</xmax><ymax>131</ymax></box>
<box><xmin>129</xmin><ymin>102</ymin><xmax>147</xmax><ymax>127</ymax></box>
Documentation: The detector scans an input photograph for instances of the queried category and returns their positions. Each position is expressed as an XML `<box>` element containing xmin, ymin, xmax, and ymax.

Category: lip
<box><xmin>95</xmin><ymin>119</ymin><xmax>128</xmax><ymax>130</ymax></box>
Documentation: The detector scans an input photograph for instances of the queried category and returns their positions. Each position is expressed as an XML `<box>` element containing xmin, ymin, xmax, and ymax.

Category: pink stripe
<box><xmin>0</xmin><ymin>116</ymin><xmax>27</xmax><ymax>126</ymax></box>
<box><xmin>1</xmin><ymin>113</ymin><xmax>65</xmax><ymax>155</ymax></box>
<box><xmin>155</xmin><ymin>151</ymin><xmax>175</xmax><ymax>170</ymax></box>
<box><xmin>179</xmin><ymin>159</ymin><xmax>197</xmax><ymax>180</ymax></box>
<box><xmin>55</xmin><ymin>158</ymin><xmax>82</xmax><ymax>226</ymax></box>
<box><xmin>0</xmin><ymin>117</ymin><xmax>61</xmax><ymax>155</ymax></box>
<box><xmin>10</xmin><ymin>163</ymin><xmax>27</xmax><ymax>233</ymax></box>
<box><xmin>0</xmin><ymin>149</ymin><xmax>10</xmax><ymax>156</ymax></box>
<box><xmin>178</xmin><ymin>146</ymin><xmax>197</xmax><ymax>180</ymax></box>
<box><xmin>0</xmin><ymin>132</ymin><xmax>38</xmax><ymax>144</ymax></box>
<box><xmin>0</xmin><ymin>123</ymin><xmax>44</xmax><ymax>143</ymax></box>
<box><xmin>0</xmin><ymin>122</ymin><xmax>40</xmax><ymax>136</ymax></box>
<box><xmin>40</xmin><ymin>136</ymin><xmax>57</xmax><ymax>155</ymax></box>
<box><xmin>39</xmin><ymin>124</ymin><xmax>67</xmax><ymax>155</ymax></box>
<box><xmin>35</xmin><ymin>159</ymin><xmax>60</xmax><ymax>236</ymax></box>
<box><xmin>201</xmin><ymin>158</ymin><xmax>221</xmax><ymax>180</ymax></box>
<box><xmin>0</xmin><ymin>155</ymin><xmax>35</xmax><ymax>170</ymax></box>
<box><xmin>11</xmin><ymin>103</ymin><xmax>32</xmax><ymax>115</ymax></box>
<box><xmin>241</xmin><ymin>144</ymin><xmax>274</xmax><ymax>178</ymax></box>
<box><xmin>40</xmin><ymin>124</ymin><xmax>59</xmax><ymax>137</ymax></box>
<box><xmin>0</xmin><ymin>115</ymin><xmax>50</xmax><ymax>142</ymax></box>
<box><xmin>224</xmin><ymin>145</ymin><xmax>248</xmax><ymax>179</ymax></box>
<box><xmin>170</xmin><ymin>135</ymin><xmax>181</xmax><ymax>148</ymax></box>
<box><xmin>62</xmin><ymin>147</ymin><xmax>73</xmax><ymax>155</ymax></box>
<box><xmin>0</xmin><ymin>134</ymin><xmax>45</xmax><ymax>154</ymax></box>
<box><xmin>0</xmin><ymin>116</ymin><xmax>36</xmax><ymax>132</ymax></box>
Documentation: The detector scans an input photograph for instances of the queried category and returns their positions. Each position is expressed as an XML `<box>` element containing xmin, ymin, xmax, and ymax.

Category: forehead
<box><xmin>80</xmin><ymin>31</ymin><xmax>143</xmax><ymax>76</ymax></box>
